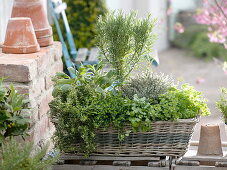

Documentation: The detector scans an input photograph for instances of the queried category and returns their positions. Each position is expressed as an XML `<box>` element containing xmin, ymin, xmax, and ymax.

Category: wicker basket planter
<box><xmin>71</xmin><ymin>117</ymin><xmax>199</xmax><ymax>158</ymax></box>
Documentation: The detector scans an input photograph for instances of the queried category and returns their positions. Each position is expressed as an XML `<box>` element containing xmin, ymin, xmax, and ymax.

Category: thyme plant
<box><xmin>96</xmin><ymin>11</ymin><xmax>156</xmax><ymax>83</ymax></box>
<box><xmin>122</xmin><ymin>71</ymin><xmax>175</xmax><ymax>101</ymax></box>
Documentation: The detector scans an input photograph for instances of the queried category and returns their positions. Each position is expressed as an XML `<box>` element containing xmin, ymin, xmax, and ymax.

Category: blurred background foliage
<box><xmin>53</xmin><ymin>0</ymin><xmax>107</xmax><ymax>49</ymax></box>
<box><xmin>173</xmin><ymin>25</ymin><xmax>227</xmax><ymax>61</ymax></box>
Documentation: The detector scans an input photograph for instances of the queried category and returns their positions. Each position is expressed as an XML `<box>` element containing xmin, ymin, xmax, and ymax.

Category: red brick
<box><xmin>45</xmin><ymin>61</ymin><xmax>63</xmax><ymax>90</ymax></box>
<box><xmin>0</xmin><ymin>54</ymin><xmax>38</xmax><ymax>82</ymax></box>
<box><xmin>38</xmin><ymin>91</ymin><xmax>53</xmax><ymax>119</ymax></box>
<box><xmin>33</xmin><ymin>115</ymin><xmax>49</xmax><ymax>145</ymax></box>
<box><xmin>53</xmin><ymin>42</ymin><xmax>62</xmax><ymax>61</ymax></box>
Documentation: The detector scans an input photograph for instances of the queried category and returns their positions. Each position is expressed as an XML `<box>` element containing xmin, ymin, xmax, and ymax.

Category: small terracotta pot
<box><xmin>2</xmin><ymin>17</ymin><xmax>40</xmax><ymax>54</ymax></box>
<box><xmin>11</xmin><ymin>0</ymin><xmax>53</xmax><ymax>47</ymax></box>
<box><xmin>197</xmin><ymin>124</ymin><xmax>223</xmax><ymax>156</ymax></box>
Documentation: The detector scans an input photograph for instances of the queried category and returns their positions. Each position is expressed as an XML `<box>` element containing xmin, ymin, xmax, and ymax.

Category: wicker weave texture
<box><xmin>91</xmin><ymin>119</ymin><xmax>198</xmax><ymax>157</ymax></box>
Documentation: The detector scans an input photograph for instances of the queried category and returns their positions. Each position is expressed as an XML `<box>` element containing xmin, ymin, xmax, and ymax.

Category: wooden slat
<box><xmin>88</xmin><ymin>47</ymin><xmax>99</xmax><ymax>61</ymax></box>
<box><xmin>61</xmin><ymin>154</ymin><xmax>161</xmax><ymax>161</ymax></box>
<box><xmin>113</xmin><ymin>161</ymin><xmax>131</xmax><ymax>166</ymax></box>
<box><xmin>53</xmin><ymin>165</ymin><xmax>169</xmax><ymax>170</ymax></box>
<box><xmin>148</xmin><ymin>160</ymin><xmax>168</xmax><ymax>167</ymax></box>
<box><xmin>75</xmin><ymin>48</ymin><xmax>88</xmax><ymax>62</ymax></box>
<box><xmin>173</xmin><ymin>165</ymin><xmax>227</xmax><ymax>170</ymax></box>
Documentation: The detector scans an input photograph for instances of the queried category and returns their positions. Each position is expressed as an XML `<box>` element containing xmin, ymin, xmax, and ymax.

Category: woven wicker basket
<box><xmin>90</xmin><ymin>118</ymin><xmax>199</xmax><ymax>157</ymax></box>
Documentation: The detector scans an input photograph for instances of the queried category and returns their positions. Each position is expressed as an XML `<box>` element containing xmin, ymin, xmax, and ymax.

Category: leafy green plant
<box><xmin>0</xmin><ymin>78</ymin><xmax>30</xmax><ymax>144</ymax></box>
<box><xmin>50</xmin><ymin>11</ymin><xmax>210</xmax><ymax>157</ymax></box>
<box><xmin>151</xmin><ymin>84</ymin><xmax>210</xmax><ymax>120</ymax></box>
<box><xmin>126</xmin><ymin>84</ymin><xmax>210</xmax><ymax>132</ymax></box>
<box><xmin>49</xmin><ymin>63</ymin><xmax>127</xmax><ymax>155</ymax></box>
<box><xmin>217</xmin><ymin>88</ymin><xmax>227</xmax><ymax>123</ymax></box>
<box><xmin>122</xmin><ymin>71</ymin><xmax>174</xmax><ymax>101</ymax></box>
<box><xmin>0</xmin><ymin>139</ymin><xmax>59</xmax><ymax>170</ymax></box>
<box><xmin>96</xmin><ymin>11</ymin><xmax>156</xmax><ymax>83</ymax></box>
<box><xmin>53</xmin><ymin>0</ymin><xmax>107</xmax><ymax>48</ymax></box>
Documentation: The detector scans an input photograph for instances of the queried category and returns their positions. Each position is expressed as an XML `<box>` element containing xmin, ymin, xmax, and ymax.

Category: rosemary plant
<box><xmin>96</xmin><ymin>11</ymin><xmax>156</xmax><ymax>83</ymax></box>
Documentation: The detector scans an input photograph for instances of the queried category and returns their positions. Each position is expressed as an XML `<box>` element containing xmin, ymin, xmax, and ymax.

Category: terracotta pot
<box><xmin>197</xmin><ymin>124</ymin><xmax>223</xmax><ymax>156</ymax></box>
<box><xmin>37</xmin><ymin>35</ymin><xmax>54</xmax><ymax>47</ymax></box>
<box><xmin>11</xmin><ymin>0</ymin><xmax>53</xmax><ymax>47</ymax></box>
<box><xmin>2</xmin><ymin>17</ymin><xmax>40</xmax><ymax>54</ymax></box>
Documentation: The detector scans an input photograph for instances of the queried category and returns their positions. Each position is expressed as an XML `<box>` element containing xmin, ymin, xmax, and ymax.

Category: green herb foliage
<box><xmin>49</xmin><ymin>63</ymin><xmax>130</xmax><ymax>155</ymax></box>
<box><xmin>126</xmin><ymin>84</ymin><xmax>210</xmax><ymax>132</ymax></box>
<box><xmin>50</xmin><ymin>11</ymin><xmax>210</xmax><ymax>156</ymax></box>
<box><xmin>122</xmin><ymin>71</ymin><xmax>174</xmax><ymax>101</ymax></box>
<box><xmin>150</xmin><ymin>84</ymin><xmax>210</xmax><ymax>120</ymax></box>
<box><xmin>0</xmin><ymin>78</ymin><xmax>30</xmax><ymax>144</ymax></box>
<box><xmin>49</xmin><ymin>63</ymin><xmax>210</xmax><ymax>155</ymax></box>
<box><xmin>0</xmin><ymin>139</ymin><xmax>59</xmax><ymax>170</ymax></box>
<box><xmin>173</xmin><ymin>25</ymin><xmax>227</xmax><ymax>60</ymax></box>
<box><xmin>217</xmin><ymin>88</ymin><xmax>227</xmax><ymax>123</ymax></box>
<box><xmin>96</xmin><ymin>11</ymin><xmax>156</xmax><ymax>83</ymax></box>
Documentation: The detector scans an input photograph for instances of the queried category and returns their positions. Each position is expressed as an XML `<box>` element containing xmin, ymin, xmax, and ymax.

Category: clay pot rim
<box><xmin>10</xmin><ymin>17</ymin><xmax>31</xmax><ymax>21</ymax></box>
<box><xmin>2</xmin><ymin>44</ymin><xmax>40</xmax><ymax>54</ymax></box>
<box><xmin>37</xmin><ymin>34</ymin><xmax>53</xmax><ymax>39</ymax></box>
<box><xmin>37</xmin><ymin>36</ymin><xmax>53</xmax><ymax>47</ymax></box>
<box><xmin>14</xmin><ymin>1</ymin><xmax>41</xmax><ymax>5</ymax></box>
<box><xmin>35</xmin><ymin>27</ymin><xmax>53</xmax><ymax>38</ymax></box>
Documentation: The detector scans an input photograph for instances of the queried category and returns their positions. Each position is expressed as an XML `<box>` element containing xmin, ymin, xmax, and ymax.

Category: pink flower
<box><xmin>196</xmin><ymin>77</ymin><xmax>205</xmax><ymax>84</ymax></box>
<box><xmin>167</xmin><ymin>7</ymin><xmax>173</xmax><ymax>16</ymax></box>
<box><xmin>194</xmin><ymin>1</ymin><xmax>227</xmax><ymax>46</ymax></box>
<box><xmin>174</xmin><ymin>22</ymin><xmax>185</xmax><ymax>33</ymax></box>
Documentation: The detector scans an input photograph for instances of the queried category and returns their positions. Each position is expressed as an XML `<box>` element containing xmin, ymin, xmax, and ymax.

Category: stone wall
<box><xmin>0</xmin><ymin>42</ymin><xmax>63</xmax><ymax>146</ymax></box>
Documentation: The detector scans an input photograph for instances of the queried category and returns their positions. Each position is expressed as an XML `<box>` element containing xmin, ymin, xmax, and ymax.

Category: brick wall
<box><xmin>0</xmin><ymin>42</ymin><xmax>63</xmax><ymax>147</ymax></box>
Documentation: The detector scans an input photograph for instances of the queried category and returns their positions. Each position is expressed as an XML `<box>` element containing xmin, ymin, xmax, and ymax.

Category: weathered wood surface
<box><xmin>172</xmin><ymin>165</ymin><xmax>227</xmax><ymax>170</ymax></box>
<box><xmin>88</xmin><ymin>47</ymin><xmax>99</xmax><ymax>62</ymax></box>
<box><xmin>182</xmin><ymin>146</ymin><xmax>227</xmax><ymax>163</ymax></box>
<box><xmin>75</xmin><ymin>48</ymin><xmax>88</xmax><ymax>62</ymax></box>
<box><xmin>61</xmin><ymin>154</ymin><xmax>161</xmax><ymax>161</ymax></box>
<box><xmin>53</xmin><ymin>165</ymin><xmax>169</xmax><ymax>170</ymax></box>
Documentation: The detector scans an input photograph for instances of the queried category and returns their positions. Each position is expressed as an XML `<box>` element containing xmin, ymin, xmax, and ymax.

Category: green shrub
<box><xmin>0</xmin><ymin>78</ymin><xmax>30</xmax><ymax>144</ymax></box>
<box><xmin>0</xmin><ymin>139</ymin><xmax>59</xmax><ymax>170</ymax></box>
<box><xmin>53</xmin><ymin>0</ymin><xmax>107</xmax><ymax>48</ymax></box>
<box><xmin>217</xmin><ymin>88</ymin><xmax>227</xmax><ymax>123</ymax></box>
<box><xmin>122</xmin><ymin>71</ymin><xmax>174</xmax><ymax>101</ymax></box>
<box><xmin>173</xmin><ymin>25</ymin><xmax>227</xmax><ymax>60</ymax></box>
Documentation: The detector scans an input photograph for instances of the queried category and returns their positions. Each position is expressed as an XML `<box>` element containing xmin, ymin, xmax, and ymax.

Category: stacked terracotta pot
<box><xmin>2</xmin><ymin>0</ymin><xmax>53</xmax><ymax>54</ymax></box>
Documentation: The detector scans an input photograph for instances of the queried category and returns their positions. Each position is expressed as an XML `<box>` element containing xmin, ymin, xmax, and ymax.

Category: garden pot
<box><xmin>37</xmin><ymin>35</ymin><xmax>54</xmax><ymax>47</ymax></box>
<box><xmin>11</xmin><ymin>0</ymin><xmax>53</xmax><ymax>47</ymax></box>
<box><xmin>197</xmin><ymin>124</ymin><xmax>223</xmax><ymax>156</ymax></box>
<box><xmin>2</xmin><ymin>17</ymin><xmax>40</xmax><ymax>54</ymax></box>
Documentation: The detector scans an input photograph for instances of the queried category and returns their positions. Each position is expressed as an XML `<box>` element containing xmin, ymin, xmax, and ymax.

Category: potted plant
<box><xmin>49</xmin><ymin>11</ymin><xmax>210</xmax><ymax>158</ymax></box>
